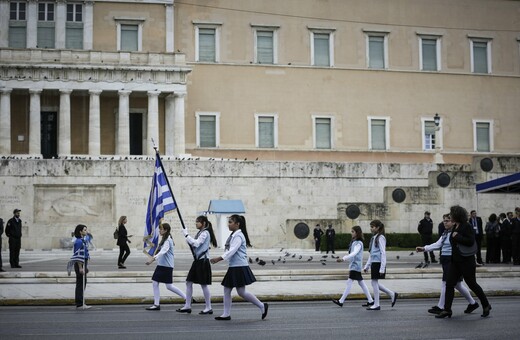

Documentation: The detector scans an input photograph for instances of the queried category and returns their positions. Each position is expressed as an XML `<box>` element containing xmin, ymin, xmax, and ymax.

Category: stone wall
<box><xmin>0</xmin><ymin>156</ymin><xmax>518</xmax><ymax>250</ymax></box>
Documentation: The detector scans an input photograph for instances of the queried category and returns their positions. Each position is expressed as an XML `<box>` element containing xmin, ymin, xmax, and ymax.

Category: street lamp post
<box><xmin>433</xmin><ymin>113</ymin><xmax>444</xmax><ymax>164</ymax></box>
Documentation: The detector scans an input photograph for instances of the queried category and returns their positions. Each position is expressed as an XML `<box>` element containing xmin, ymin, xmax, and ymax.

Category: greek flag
<box><xmin>144</xmin><ymin>154</ymin><xmax>176</xmax><ymax>255</ymax></box>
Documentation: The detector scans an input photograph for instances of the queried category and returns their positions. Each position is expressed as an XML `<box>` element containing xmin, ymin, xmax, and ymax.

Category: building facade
<box><xmin>0</xmin><ymin>0</ymin><xmax>519</xmax><ymax>250</ymax></box>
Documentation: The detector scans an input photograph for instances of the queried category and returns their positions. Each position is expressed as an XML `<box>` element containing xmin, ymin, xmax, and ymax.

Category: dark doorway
<box><xmin>41</xmin><ymin>111</ymin><xmax>58</xmax><ymax>159</ymax></box>
<box><xmin>129</xmin><ymin>112</ymin><xmax>143</xmax><ymax>155</ymax></box>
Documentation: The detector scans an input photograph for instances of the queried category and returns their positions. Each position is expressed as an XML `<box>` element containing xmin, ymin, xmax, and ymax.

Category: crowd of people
<box><xmin>482</xmin><ymin>209</ymin><xmax>520</xmax><ymax>265</ymax></box>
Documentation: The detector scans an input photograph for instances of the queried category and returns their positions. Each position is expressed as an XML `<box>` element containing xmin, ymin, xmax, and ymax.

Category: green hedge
<box><xmin>320</xmin><ymin>233</ymin><xmax>427</xmax><ymax>251</ymax></box>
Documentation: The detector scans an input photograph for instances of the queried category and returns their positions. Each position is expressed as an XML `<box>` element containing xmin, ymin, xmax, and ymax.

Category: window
<box><xmin>313</xmin><ymin>116</ymin><xmax>333</xmax><ymax>149</ymax></box>
<box><xmin>37</xmin><ymin>2</ymin><xmax>55</xmax><ymax>48</ymax></box>
<box><xmin>422</xmin><ymin>119</ymin><xmax>441</xmax><ymax>150</ymax></box>
<box><xmin>368</xmin><ymin>117</ymin><xmax>389</xmax><ymax>150</ymax></box>
<box><xmin>115</xmin><ymin>18</ymin><xmax>144</xmax><ymax>52</ymax></box>
<box><xmin>474</xmin><ymin>120</ymin><xmax>493</xmax><ymax>152</ymax></box>
<box><xmin>310</xmin><ymin>28</ymin><xmax>335</xmax><ymax>67</ymax></box>
<box><xmin>255</xmin><ymin>114</ymin><xmax>278</xmax><ymax>148</ymax></box>
<box><xmin>365</xmin><ymin>32</ymin><xmax>388</xmax><ymax>69</ymax></box>
<box><xmin>194</xmin><ymin>23</ymin><xmax>221</xmax><ymax>62</ymax></box>
<box><xmin>419</xmin><ymin>35</ymin><xmax>441</xmax><ymax>71</ymax></box>
<box><xmin>66</xmin><ymin>3</ymin><xmax>83</xmax><ymax>49</ymax></box>
<box><xmin>10</xmin><ymin>2</ymin><xmax>26</xmax><ymax>20</ymax></box>
<box><xmin>9</xmin><ymin>2</ymin><xmax>27</xmax><ymax>48</ymax></box>
<box><xmin>196</xmin><ymin>112</ymin><xmax>220</xmax><ymax>148</ymax></box>
<box><xmin>253</xmin><ymin>26</ymin><xmax>278</xmax><ymax>64</ymax></box>
<box><xmin>470</xmin><ymin>38</ymin><xmax>491</xmax><ymax>74</ymax></box>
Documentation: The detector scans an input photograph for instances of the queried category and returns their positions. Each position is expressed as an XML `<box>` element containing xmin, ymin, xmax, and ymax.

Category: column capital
<box><xmin>118</xmin><ymin>89</ymin><xmax>132</xmax><ymax>96</ymax></box>
<box><xmin>174</xmin><ymin>91</ymin><xmax>187</xmax><ymax>98</ymax></box>
<box><xmin>0</xmin><ymin>88</ymin><xmax>13</xmax><ymax>95</ymax></box>
<box><xmin>89</xmin><ymin>89</ymin><xmax>102</xmax><ymax>95</ymax></box>
<box><xmin>59</xmin><ymin>89</ymin><xmax>73</xmax><ymax>95</ymax></box>
<box><xmin>147</xmin><ymin>90</ymin><xmax>161</xmax><ymax>97</ymax></box>
<box><xmin>29</xmin><ymin>89</ymin><xmax>43</xmax><ymax>95</ymax></box>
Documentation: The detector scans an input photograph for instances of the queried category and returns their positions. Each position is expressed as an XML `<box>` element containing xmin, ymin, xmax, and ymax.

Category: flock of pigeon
<box><xmin>248</xmin><ymin>248</ymin><xmax>340</xmax><ymax>266</ymax></box>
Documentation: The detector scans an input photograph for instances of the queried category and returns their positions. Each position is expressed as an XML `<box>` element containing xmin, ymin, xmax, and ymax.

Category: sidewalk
<box><xmin>1</xmin><ymin>249</ymin><xmax>519</xmax><ymax>306</ymax></box>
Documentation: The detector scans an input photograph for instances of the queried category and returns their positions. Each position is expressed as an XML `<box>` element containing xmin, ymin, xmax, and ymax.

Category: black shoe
<box><xmin>215</xmin><ymin>316</ymin><xmax>231</xmax><ymax>321</ymax></box>
<box><xmin>435</xmin><ymin>310</ymin><xmax>452</xmax><ymax>319</ymax></box>
<box><xmin>431</xmin><ymin>260</ymin><xmax>438</xmax><ymax>263</ymax></box>
<box><xmin>391</xmin><ymin>292</ymin><xmax>398</xmax><ymax>307</ymax></box>
<box><xmin>362</xmin><ymin>301</ymin><xmax>374</xmax><ymax>307</ymax></box>
<box><xmin>118</xmin><ymin>265</ymin><xmax>126</xmax><ymax>269</ymax></box>
<box><xmin>332</xmin><ymin>299</ymin><xmax>343</xmax><ymax>307</ymax></box>
<box><xmin>0</xmin><ymin>268</ymin><xmax>5</xmax><ymax>272</ymax></box>
<box><xmin>481</xmin><ymin>305</ymin><xmax>492</xmax><ymax>317</ymax></box>
<box><xmin>366</xmin><ymin>306</ymin><xmax>380</xmax><ymax>311</ymax></box>
<box><xmin>199</xmin><ymin>309</ymin><xmax>213</xmax><ymax>315</ymax></box>
<box><xmin>16</xmin><ymin>265</ymin><xmax>22</xmax><ymax>268</ymax></box>
<box><xmin>146</xmin><ymin>305</ymin><xmax>160</xmax><ymax>311</ymax></box>
<box><xmin>262</xmin><ymin>303</ymin><xmax>269</xmax><ymax>320</ymax></box>
<box><xmin>464</xmin><ymin>302</ymin><xmax>479</xmax><ymax>314</ymax></box>
<box><xmin>428</xmin><ymin>306</ymin><xmax>442</xmax><ymax>315</ymax></box>
<box><xmin>176</xmin><ymin>308</ymin><xmax>191</xmax><ymax>314</ymax></box>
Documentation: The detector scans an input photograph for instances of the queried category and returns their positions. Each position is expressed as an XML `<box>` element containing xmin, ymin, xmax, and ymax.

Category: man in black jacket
<box><xmin>0</xmin><ymin>217</ymin><xmax>4</xmax><ymax>271</ymax></box>
<box><xmin>512</xmin><ymin>208</ymin><xmax>520</xmax><ymax>265</ymax></box>
<box><xmin>5</xmin><ymin>209</ymin><xmax>22</xmax><ymax>268</ymax></box>
<box><xmin>469</xmin><ymin>210</ymin><xmax>484</xmax><ymax>265</ymax></box>
<box><xmin>418</xmin><ymin>211</ymin><xmax>437</xmax><ymax>264</ymax></box>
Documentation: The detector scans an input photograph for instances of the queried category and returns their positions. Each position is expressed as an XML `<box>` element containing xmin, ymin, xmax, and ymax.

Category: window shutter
<box><xmin>9</xmin><ymin>25</ymin><xmax>26</xmax><ymax>48</ymax></box>
<box><xmin>371</xmin><ymin>119</ymin><xmax>386</xmax><ymax>150</ymax></box>
<box><xmin>121</xmin><ymin>24</ymin><xmax>138</xmax><ymax>51</ymax></box>
<box><xmin>476</xmin><ymin>122</ymin><xmax>490</xmax><ymax>152</ymax></box>
<box><xmin>422</xmin><ymin>39</ymin><xmax>437</xmax><ymax>71</ymax></box>
<box><xmin>369</xmin><ymin>36</ymin><xmax>384</xmax><ymax>69</ymax></box>
<box><xmin>257</xmin><ymin>31</ymin><xmax>273</xmax><ymax>64</ymax></box>
<box><xmin>314</xmin><ymin>33</ymin><xmax>330</xmax><ymax>66</ymax></box>
<box><xmin>258</xmin><ymin>117</ymin><xmax>274</xmax><ymax>148</ymax></box>
<box><xmin>473</xmin><ymin>42</ymin><xmax>488</xmax><ymax>73</ymax></box>
<box><xmin>424</xmin><ymin>121</ymin><xmax>436</xmax><ymax>149</ymax></box>
<box><xmin>37</xmin><ymin>24</ymin><xmax>55</xmax><ymax>48</ymax></box>
<box><xmin>316</xmin><ymin>118</ymin><xmax>331</xmax><ymax>149</ymax></box>
<box><xmin>199</xmin><ymin>28</ymin><xmax>216</xmax><ymax>62</ymax></box>
<box><xmin>200</xmin><ymin>115</ymin><xmax>216</xmax><ymax>147</ymax></box>
<box><xmin>66</xmin><ymin>24</ymin><xmax>83</xmax><ymax>49</ymax></box>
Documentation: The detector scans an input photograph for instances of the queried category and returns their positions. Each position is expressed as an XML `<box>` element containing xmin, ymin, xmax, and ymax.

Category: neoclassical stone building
<box><xmin>0</xmin><ymin>0</ymin><xmax>519</xmax><ymax>250</ymax></box>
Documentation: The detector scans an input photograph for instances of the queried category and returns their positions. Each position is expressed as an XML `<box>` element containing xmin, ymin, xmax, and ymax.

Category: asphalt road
<box><xmin>1</xmin><ymin>297</ymin><xmax>518</xmax><ymax>339</ymax></box>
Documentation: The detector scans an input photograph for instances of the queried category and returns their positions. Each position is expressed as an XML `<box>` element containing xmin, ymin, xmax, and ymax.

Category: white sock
<box><xmin>378</xmin><ymin>282</ymin><xmax>394</xmax><ymax>299</ymax></box>
<box><xmin>371</xmin><ymin>280</ymin><xmax>380</xmax><ymax>307</ymax></box>
<box><xmin>152</xmin><ymin>281</ymin><xmax>160</xmax><ymax>306</ymax></box>
<box><xmin>339</xmin><ymin>279</ymin><xmax>353</xmax><ymax>303</ymax></box>
<box><xmin>165</xmin><ymin>283</ymin><xmax>186</xmax><ymax>300</ymax></box>
<box><xmin>438</xmin><ymin>281</ymin><xmax>446</xmax><ymax>309</ymax></box>
<box><xmin>201</xmin><ymin>284</ymin><xmax>212</xmax><ymax>311</ymax></box>
<box><xmin>237</xmin><ymin>286</ymin><xmax>264</xmax><ymax>311</ymax></box>
<box><xmin>222</xmin><ymin>287</ymin><xmax>232</xmax><ymax>317</ymax></box>
<box><xmin>456</xmin><ymin>282</ymin><xmax>476</xmax><ymax>304</ymax></box>
<box><xmin>358</xmin><ymin>280</ymin><xmax>374</xmax><ymax>303</ymax></box>
<box><xmin>183</xmin><ymin>281</ymin><xmax>193</xmax><ymax>309</ymax></box>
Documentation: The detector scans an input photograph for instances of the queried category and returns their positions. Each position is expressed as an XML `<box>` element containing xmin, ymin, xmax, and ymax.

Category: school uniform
<box><xmin>185</xmin><ymin>228</ymin><xmax>212</xmax><ymax>284</ymax></box>
<box><xmin>152</xmin><ymin>236</ymin><xmax>174</xmax><ymax>283</ymax></box>
<box><xmin>364</xmin><ymin>234</ymin><xmax>397</xmax><ymax>309</ymax></box>
<box><xmin>221</xmin><ymin>230</ymin><xmax>256</xmax><ymax>287</ymax></box>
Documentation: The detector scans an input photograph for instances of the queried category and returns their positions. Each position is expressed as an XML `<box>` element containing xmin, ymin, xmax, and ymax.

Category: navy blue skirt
<box><xmin>152</xmin><ymin>265</ymin><xmax>173</xmax><ymax>284</ymax></box>
<box><xmin>221</xmin><ymin>266</ymin><xmax>257</xmax><ymax>288</ymax></box>
<box><xmin>186</xmin><ymin>258</ymin><xmax>212</xmax><ymax>285</ymax></box>
<box><xmin>348</xmin><ymin>270</ymin><xmax>363</xmax><ymax>281</ymax></box>
<box><xmin>370</xmin><ymin>262</ymin><xmax>386</xmax><ymax>279</ymax></box>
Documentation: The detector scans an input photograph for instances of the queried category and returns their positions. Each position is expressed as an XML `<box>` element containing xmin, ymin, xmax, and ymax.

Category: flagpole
<box><xmin>82</xmin><ymin>237</ymin><xmax>86</xmax><ymax>309</ymax></box>
<box><xmin>152</xmin><ymin>142</ymin><xmax>196</xmax><ymax>260</ymax></box>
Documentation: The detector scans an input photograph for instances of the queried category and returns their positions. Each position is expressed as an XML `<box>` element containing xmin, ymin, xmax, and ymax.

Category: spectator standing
<box><xmin>418</xmin><ymin>211</ymin><xmax>437</xmax><ymax>264</ymax></box>
<box><xmin>5</xmin><ymin>209</ymin><xmax>22</xmax><ymax>268</ymax></box>
<box><xmin>512</xmin><ymin>208</ymin><xmax>520</xmax><ymax>265</ymax></box>
<box><xmin>0</xmin><ymin>217</ymin><xmax>4</xmax><ymax>272</ymax></box>
<box><xmin>484</xmin><ymin>214</ymin><xmax>500</xmax><ymax>263</ymax></box>
<box><xmin>313</xmin><ymin>224</ymin><xmax>324</xmax><ymax>252</ymax></box>
<box><xmin>325</xmin><ymin>225</ymin><xmax>336</xmax><ymax>254</ymax></box>
<box><xmin>469</xmin><ymin>210</ymin><xmax>484</xmax><ymax>265</ymax></box>
<box><xmin>499</xmin><ymin>212</ymin><xmax>513</xmax><ymax>264</ymax></box>
<box><xmin>116</xmin><ymin>215</ymin><xmax>132</xmax><ymax>269</ymax></box>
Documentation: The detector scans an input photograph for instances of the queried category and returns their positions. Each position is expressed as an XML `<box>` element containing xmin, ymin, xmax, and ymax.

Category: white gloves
<box><xmin>182</xmin><ymin>228</ymin><xmax>189</xmax><ymax>237</ymax></box>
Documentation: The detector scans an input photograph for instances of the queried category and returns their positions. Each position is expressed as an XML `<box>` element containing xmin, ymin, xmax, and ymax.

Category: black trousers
<box><xmin>8</xmin><ymin>237</ymin><xmax>21</xmax><ymax>267</ymax></box>
<box><xmin>500</xmin><ymin>236</ymin><xmax>512</xmax><ymax>263</ymax></box>
<box><xmin>326</xmin><ymin>239</ymin><xmax>335</xmax><ymax>253</ymax></box>
<box><xmin>512</xmin><ymin>234</ymin><xmax>520</xmax><ymax>264</ymax></box>
<box><xmin>315</xmin><ymin>238</ymin><xmax>321</xmax><ymax>251</ymax></box>
<box><xmin>0</xmin><ymin>236</ymin><xmax>3</xmax><ymax>268</ymax></box>
<box><xmin>421</xmin><ymin>235</ymin><xmax>436</xmax><ymax>262</ymax></box>
<box><xmin>444</xmin><ymin>256</ymin><xmax>489</xmax><ymax>312</ymax></box>
<box><xmin>74</xmin><ymin>261</ymin><xmax>88</xmax><ymax>307</ymax></box>
<box><xmin>118</xmin><ymin>243</ymin><xmax>131</xmax><ymax>265</ymax></box>
<box><xmin>475</xmin><ymin>234</ymin><xmax>483</xmax><ymax>264</ymax></box>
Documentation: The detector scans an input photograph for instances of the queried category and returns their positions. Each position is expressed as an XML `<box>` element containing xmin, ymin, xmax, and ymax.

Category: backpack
<box><xmin>113</xmin><ymin>228</ymin><xmax>119</xmax><ymax>239</ymax></box>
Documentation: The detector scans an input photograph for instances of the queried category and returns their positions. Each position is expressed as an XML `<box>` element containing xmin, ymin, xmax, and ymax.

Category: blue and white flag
<box><xmin>144</xmin><ymin>154</ymin><xmax>176</xmax><ymax>256</ymax></box>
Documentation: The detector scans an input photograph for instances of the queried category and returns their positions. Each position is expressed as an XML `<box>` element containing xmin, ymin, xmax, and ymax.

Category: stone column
<box><xmin>29</xmin><ymin>89</ymin><xmax>42</xmax><ymax>155</ymax></box>
<box><xmin>83</xmin><ymin>1</ymin><xmax>94</xmax><ymax>50</ymax></box>
<box><xmin>147</xmin><ymin>90</ymin><xmax>160</xmax><ymax>155</ymax></box>
<box><xmin>165</xmin><ymin>3</ymin><xmax>174</xmax><ymax>53</ymax></box>
<box><xmin>27</xmin><ymin>0</ymin><xmax>38</xmax><ymax>48</ymax></box>
<box><xmin>117</xmin><ymin>90</ymin><xmax>131</xmax><ymax>155</ymax></box>
<box><xmin>164</xmin><ymin>94</ymin><xmax>175</xmax><ymax>155</ymax></box>
<box><xmin>173</xmin><ymin>92</ymin><xmax>186</xmax><ymax>155</ymax></box>
<box><xmin>88</xmin><ymin>89</ymin><xmax>102</xmax><ymax>155</ymax></box>
<box><xmin>58</xmin><ymin>89</ymin><xmax>72</xmax><ymax>155</ymax></box>
<box><xmin>55</xmin><ymin>1</ymin><xmax>66</xmax><ymax>49</ymax></box>
<box><xmin>0</xmin><ymin>88</ymin><xmax>12</xmax><ymax>154</ymax></box>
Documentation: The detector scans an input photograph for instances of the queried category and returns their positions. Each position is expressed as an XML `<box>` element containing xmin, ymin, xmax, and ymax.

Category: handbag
<box><xmin>113</xmin><ymin>228</ymin><xmax>119</xmax><ymax>239</ymax></box>
<box><xmin>457</xmin><ymin>240</ymin><xmax>477</xmax><ymax>256</ymax></box>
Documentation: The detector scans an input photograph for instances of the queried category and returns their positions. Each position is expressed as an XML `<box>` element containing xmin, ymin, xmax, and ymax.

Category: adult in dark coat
<box><xmin>5</xmin><ymin>209</ymin><xmax>22</xmax><ymax>268</ymax></box>
<box><xmin>418</xmin><ymin>211</ymin><xmax>437</xmax><ymax>263</ymax></box>
<box><xmin>469</xmin><ymin>210</ymin><xmax>484</xmax><ymax>265</ymax></box>
<box><xmin>512</xmin><ymin>208</ymin><xmax>520</xmax><ymax>265</ymax></box>
<box><xmin>498</xmin><ymin>212</ymin><xmax>512</xmax><ymax>264</ymax></box>
<box><xmin>116</xmin><ymin>215</ymin><xmax>131</xmax><ymax>269</ymax></box>
<box><xmin>313</xmin><ymin>224</ymin><xmax>324</xmax><ymax>252</ymax></box>
<box><xmin>325</xmin><ymin>225</ymin><xmax>336</xmax><ymax>254</ymax></box>
<box><xmin>0</xmin><ymin>217</ymin><xmax>4</xmax><ymax>271</ymax></box>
